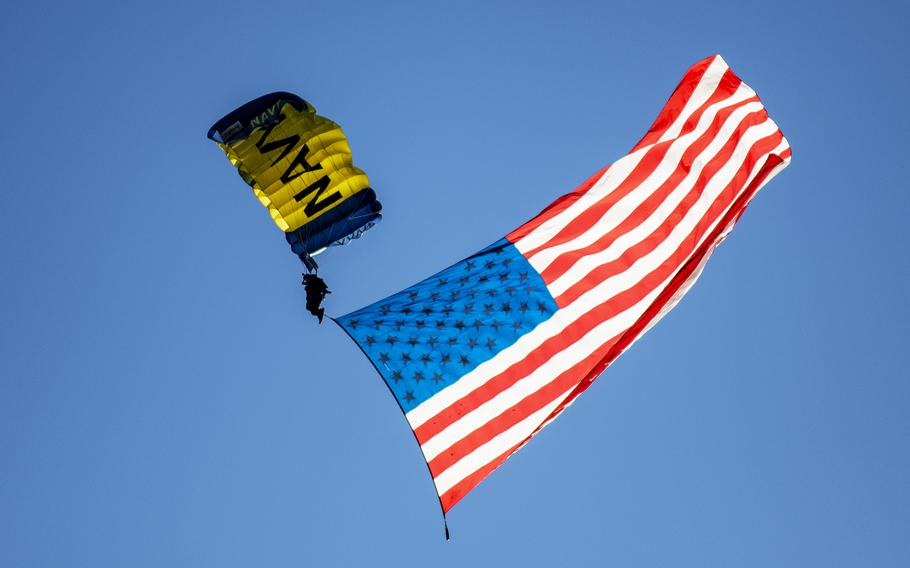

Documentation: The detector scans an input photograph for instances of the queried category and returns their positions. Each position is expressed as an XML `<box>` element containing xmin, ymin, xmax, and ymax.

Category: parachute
<box><xmin>207</xmin><ymin>92</ymin><xmax>382</xmax><ymax>272</ymax></box>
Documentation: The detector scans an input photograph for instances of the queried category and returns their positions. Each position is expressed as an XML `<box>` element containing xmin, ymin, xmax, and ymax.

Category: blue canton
<box><xmin>336</xmin><ymin>238</ymin><xmax>558</xmax><ymax>412</ymax></box>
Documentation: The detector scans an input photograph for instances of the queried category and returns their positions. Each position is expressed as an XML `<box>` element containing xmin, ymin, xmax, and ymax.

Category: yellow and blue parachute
<box><xmin>207</xmin><ymin>92</ymin><xmax>381</xmax><ymax>271</ymax></box>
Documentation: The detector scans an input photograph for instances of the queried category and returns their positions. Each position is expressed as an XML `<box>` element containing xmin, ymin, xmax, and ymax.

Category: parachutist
<box><xmin>302</xmin><ymin>273</ymin><xmax>330</xmax><ymax>323</ymax></box>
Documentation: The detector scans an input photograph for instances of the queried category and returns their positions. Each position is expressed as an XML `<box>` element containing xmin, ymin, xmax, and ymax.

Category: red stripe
<box><xmin>427</xmin><ymin>329</ymin><xmax>620</xmax><ymax>477</ymax></box>
<box><xmin>406</xmin><ymin>56</ymin><xmax>791</xmax><ymax>512</ymax></box>
<box><xmin>555</xmin><ymin>120</ymin><xmax>779</xmax><ymax>306</ymax></box>
<box><xmin>519</xmin><ymin>70</ymin><xmax>742</xmax><ymax>262</ymax></box>
<box><xmin>434</xmin><ymin>150</ymin><xmax>786</xmax><ymax>514</ymax></box>
<box><xmin>415</xmin><ymin>125</ymin><xmax>781</xmax><ymax>447</ymax></box>
<box><xmin>507</xmin><ymin>56</ymin><xmax>720</xmax><ymax>247</ymax></box>
<box><xmin>416</xmin><ymin>130</ymin><xmax>783</xmax><ymax>461</ymax></box>
<box><xmin>533</xmin><ymin>152</ymin><xmax>787</xmax><ymax>433</ymax></box>
<box><xmin>631</xmin><ymin>55</ymin><xmax>719</xmax><ymax>153</ymax></box>
<box><xmin>505</xmin><ymin>165</ymin><xmax>609</xmax><ymax>243</ymax></box>
<box><xmin>430</xmin><ymin>139</ymin><xmax>785</xmax><ymax>496</ymax></box>
<box><xmin>538</xmin><ymin>95</ymin><xmax>760</xmax><ymax>286</ymax></box>
<box><xmin>438</xmin><ymin>441</ymin><xmax>519</xmax><ymax>512</ymax></box>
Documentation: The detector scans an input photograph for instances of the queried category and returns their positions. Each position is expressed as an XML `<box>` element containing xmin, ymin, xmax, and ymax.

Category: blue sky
<box><xmin>2</xmin><ymin>1</ymin><xmax>908</xmax><ymax>566</ymax></box>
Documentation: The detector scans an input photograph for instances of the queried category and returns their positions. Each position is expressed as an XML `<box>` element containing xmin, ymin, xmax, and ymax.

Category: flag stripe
<box><xmin>554</xmin><ymin>120</ymin><xmax>782</xmax><ymax>305</ymax></box>
<box><xmin>534</xmin><ymin>140</ymin><xmax>791</xmax><ymax>439</ymax></box>
<box><xmin>510</xmin><ymin>58</ymin><xmax>734</xmax><ymax>257</ymax></box>
<box><xmin>431</xmin><ymin>385</ymin><xmax>575</xmax><ymax>496</ymax></box>
<box><xmin>539</xmin><ymin>96</ymin><xmax>763</xmax><ymax>290</ymax></box>
<box><xmin>504</xmin><ymin>165</ymin><xmax>610</xmax><ymax>243</ymax></box>
<box><xmin>535</xmin><ymin>150</ymin><xmax>789</xmax><ymax>434</ymax></box>
<box><xmin>431</xmin><ymin>140</ymin><xmax>787</xmax><ymax>506</ymax></box>
<box><xmin>438</xmin><ymin>438</ymin><xmax>522</xmax><ymax>512</ymax></box>
<box><xmin>405</xmin><ymin>91</ymin><xmax>763</xmax><ymax>431</ymax></box>
<box><xmin>532</xmin><ymin>92</ymin><xmax>761</xmax><ymax>282</ymax></box>
<box><xmin>411</xmin><ymin>116</ymin><xmax>781</xmax><ymax>447</ymax></box>
<box><xmin>629</xmin><ymin>55</ymin><xmax>717</xmax><ymax>152</ymax></box>
<box><xmin>520</xmin><ymin>71</ymin><xmax>748</xmax><ymax>270</ymax></box>
<box><xmin>418</xmin><ymin>127</ymin><xmax>784</xmax><ymax>495</ymax></box>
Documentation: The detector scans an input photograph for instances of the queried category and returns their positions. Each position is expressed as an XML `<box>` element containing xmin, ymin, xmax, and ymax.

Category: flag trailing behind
<box><xmin>336</xmin><ymin>55</ymin><xmax>791</xmax><ymax>514</ymax></box>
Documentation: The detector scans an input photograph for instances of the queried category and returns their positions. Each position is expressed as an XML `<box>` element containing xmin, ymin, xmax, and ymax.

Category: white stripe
<box><xmin>537</xmin><ymin>134</ymin><xmax>790</xmax><ymax>438</ymax></box>
<box><xmin>526</xmin><ymin>84</ymin><xmax>757</xmax><ymax>276</ymax></box>
<box><xmin>430</xmin><ymin>384</ymin><xmax>576</xmax><ymax>496</ymax></box>
<box><xmin>658</xmin><ymin>55</ymin><xmax>730</xmax><ymax>143</ymax></box>
<box><xmin>637</xmin><ymin>241</ymin><xmax>715</xmax><ymax>342</ymax></box>
<box><xmin>429</xmin><ymin>137</ymin><xmax>785</xmax><ymax>492</ymax></box>
<box><xmin>618</xmin><ymin>136</ymin><xmax>790</xmax><ymax>355</ymax></box>
<box><xmin>419</xmin><ymin>281</ymin><xmax>664</xmax><ymax>462</ymax></box>
<box><xmin>544</xmin><ymin>100</ymin><xmax>767</xmax><ymax>297</ymax></box>
<box><xmin>512</xmin><ymin>57</ymin><xmax>731</xmax><ymax>256</ymax></box>
<box><xmin>409</xmin><ymin>99</ymin><xmax>760</xmax><ymax>432</ymax></box>
<box><xmin>407</xmin><ymin>119</ymin><xmax>780</xmax><ymax>434</ymax></box>
<box><xmin>752</xmin><ymin>137</ymin><xmax>791</xmax><ymax>191</ymax></box>
<box><xmin>514</xmin><ymin>151</ymin><xmax>643</xmax><ymax>255</ymax></box>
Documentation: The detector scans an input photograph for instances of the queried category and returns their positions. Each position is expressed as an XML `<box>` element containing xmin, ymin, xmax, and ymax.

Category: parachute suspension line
<box><xmin>300</xmin><ymin>250</ymin><xmax>319</xmax><ymax>273</ymax></box>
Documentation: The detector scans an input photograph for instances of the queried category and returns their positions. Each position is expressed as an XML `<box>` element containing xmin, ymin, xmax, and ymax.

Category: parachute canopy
<box><xmin>207</xmin><ymin>92</ymin><xmax>381</xmax><ymax>265</ymax></box>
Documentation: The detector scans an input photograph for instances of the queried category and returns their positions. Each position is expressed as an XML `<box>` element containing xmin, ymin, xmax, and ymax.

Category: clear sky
<box><xmin>2</xmin><ymin>1</ymin><xmax>908</xmax><ymax>566</ymax></box>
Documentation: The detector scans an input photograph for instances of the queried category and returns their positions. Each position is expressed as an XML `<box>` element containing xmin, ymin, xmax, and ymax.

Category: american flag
<box><xmin>336</xmin><ymin>54</ymin><xmax>791</xmax><ymax>515</ymax></box>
